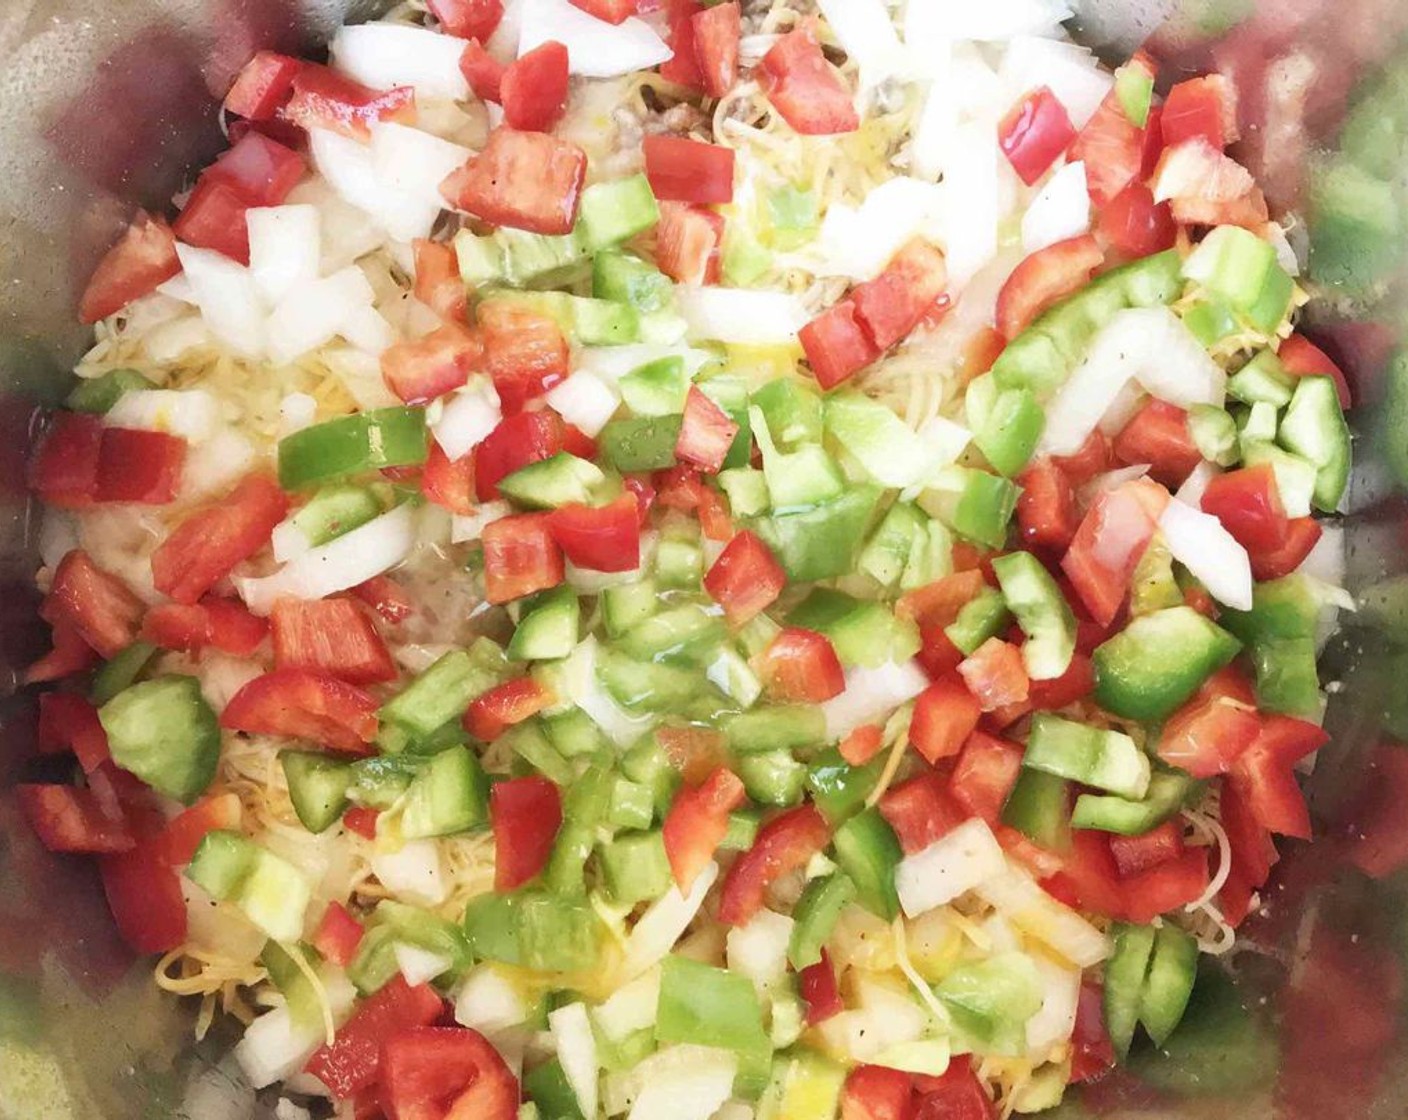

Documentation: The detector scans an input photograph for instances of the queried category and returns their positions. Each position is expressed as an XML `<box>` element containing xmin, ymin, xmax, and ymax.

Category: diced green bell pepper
<box><xmin>186</xmin><ymin>830</ymin><xmax>310</xmax><ymax>943</ymax></box>
<box><xmin>656</xmin><ymin>955</ymin><xmax>771</xmax><ymax>1057</ymax></box>
<box><xmin>945</xmin><ymin>586</ymin><xmax>1012</xmax><ymax>656</ymax></box>
<box><xmin>66</xmin><ymin>368</ymin><xmax>154</xmax><ymax>413</ymax></box>
<box><xmin>349</xmin><ymin>899</ymin><xmax>470</xmax><ymax>993</ymax></box>
<box><xmin>507</xmin><ymin>722</ymin><xmax>575</xmax><ymax>786</ymax></box>
<box><xmin>599</xmin><ymin>829</ymin><xmax>672</xmax><ymax>905</ymax></box>
<box><xmin>281</xmin><ymin>750</ymin><xmax>354</xmax><ymax>833</ymax></box>
<box><xmin>1071</xmin><ymin>767</ymin><xmax>1197</xmax><ymax>835</ymax></box>
<box><xmin>1001</xmin><ymin>769</ymin><xmax>1071</xmax><ymax>853</ymax></box>
<box><xmin>1139</xmin><ymin>924</ymin><xmax>1199</xmax><ymax>1047</ymax></box>
<box><xmin>722</xmin><ymin>809</ymin><xmax>762</xmax><ymax>851</ymax></box>
<box><xmin>832</xmin><ymin>807</ymin><xmax>902</xmax><ymax>920</ymax></box>
<box><xmin>620</xmin><ymin>357</ymin><xmax>690</xmax><ymax>417</ymax></box>
<box><xmin>1227</xmin><ymin>350</ymin><xmax>1295</xmax><ymax>407</ymax></box>
<box><xmin>719</xmin><ymin>467</ymin><xmax>770</xmax><ymax>518</ymax></box>
<box><xmin>726</xmin><ymin>706</ymin><xmax>827</xmax><ymax>753</ymax></box>
<box><xmin>737</xmin><ymin>750</ymin><xmax>807</xmax><ymax>806</ymax></box>
<box><xmin>751</xmin><ymin>485</ymin><xmax>883</xmax><ymax>582</ymax></box>
<box><xmin>598</xmin><ymin>414</ymin><xmax>683</xmax><ymax>472</ymax></box>
<box><xmin>579</xmin><ymin>174</ymin><xmax>660</xmax><ymax>252</ymax></box>
<box><xmin>261</xmin><ymin>942</ymin><xmax>325</xmax><ymax>1031</ymax></box>
<box><xmin>1187</xmin><ymin>404</ymin><xmax>1239</xmax><ymax>467</ymax></box>
<box><xmin>89</xmin><ymin>641</ymin><xmax>158</xmax><ymax>706</ymax></box>
<box><xmin>616</xmin><ymin>603</ymin><xmax>726</xmax><ymax>666</ymax></box>
<box><xmin>1104</xmin><ymin>923</ymin><xmax>1157</xmax><ymax>1059</ymax></box>
<box><xmin>379</xmin><ymin>640</ymin><xmax>507</xmax><ymax>746</ymax></box>
<box><xmin>936</xmin><ymin>953</ymin><xmax>1044</xmax><ymax>1055</ymax></box>
<box><xmin>751</xmin><ymin>378</ymin><xmax>824</xmax><ymax>448</ymax></box>
<box><xmin>992</xmin><ymin>551</ymin><xmax>1076</xmax><ymax>680</ymax></box>
<box><xmin>525</xmin><ymin>1058</ymin><xmax>586</xmax><ymax>1120</ymax></box>
<box><xmin>1023</xmin><ymin>714</ymin><xmax>1151</xmax><ymax>800</ymax></box>
<box><xmin>399</xmin><ymin>745</ymin><xmax>490</xmax><ymax>839</ymax></box>
<box><xmin>788</xmin><ymin>589</ymin><xmax>918</xmax><ymax>669</ymax></box>
<box><xmin>499</xmin><ymin>453</ymin><xmax>606</xmax><ymax>511</ymax></box>
<box><xmin>788</xmin><ymin>873</ymin><xmax>856</xmax><ymax>970</ymax></box>
<box><xmin>974</xmin><ymin>387</ymin><xmax>1045</xmax><ymax>478</ymax></box>
<box><xmin>278</xmin><ymin>407</ymin><xmax>427</xmax><ymax>489</ymax></box>
<box><xmin>1115</xmin><ymin>61</ymin><xmax>1154</xmax><ymax>126</ymax></box>
<box><xmin>750</xmin><ymin>406</ymin><xmax>845</xmax><ymax>511</ymax></box>
<box><xmin>509</xmin><ymin>586</ymin><xmax>581</xmax><ymax>661</ymax></box>
<box><xmin>1182</xmin><ymin>225</ymin><xmax>1295</xmax><ymax>334</ymax></box>
<box><xmin>1092</xmin><ymin>607</ymin><xmax>1241</xmax><ymax>721</ymax></box>
<box><xmin>806</xmin><ymin>749</ymin><xmax>884</xmax><ymax>823</ymax></box>
<box><xmin>99</xmin><ymin>676</ymin><xmax>220</xmax><ymax>804</ymax></box>
<box><xmin>592</xmin><ymin>250</ymin><xmax>674</xmax><ymax>314</ymax></box>
<box><xmin>1247</xmin><ymin>638</ymin><xmax>1321</xmax><ymax>718</ymax></box>
<box><xmin>291</xmin><ymin>484</ymin><xmax>382</xmax><ymax>548</ymax></box>
<box><xmin>1278</xmin><ymin>374</ymin><xmax>1351</xmax><ymax>512</ymax></box>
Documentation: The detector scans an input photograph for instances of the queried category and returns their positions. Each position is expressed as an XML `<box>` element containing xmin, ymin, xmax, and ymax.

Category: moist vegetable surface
<box><xmin>18</xmin><ymin>1</ymin><xmax>1358</xmax><ymax>1118</ymax></box>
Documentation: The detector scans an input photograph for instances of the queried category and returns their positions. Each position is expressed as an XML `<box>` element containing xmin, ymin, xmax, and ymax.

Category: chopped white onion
<box><xmin>561</xmin><ymin>636</ymin><xmax>656</xmax><ymax>747</ymax></box>
<box><xmin>518</xmin><ymin>0</ymin><xmax>671</xmax><ymax>78</ymax></box>
<box><xmin>145</xmin><ymin>315</ymin><xmax>216</xmax><ymax>363</ymax></box>
<box><xmin>998</xmin><ymin>38</ymin><xmax>1113</xmax><ymax>130</ymax></box>
<box><xmin>309</xmin><ymin>127</ymin><xmax>444</xmax><ymax>244</ymax></box>
<box><xmin>174</xmin><ymin>244</ymin><xmax>266</xmax><ymax>359</ymax></box>
<box><xmin>106</xmin><ymin>388</ymin><xmax>220</xmax><ymax>441</ymax></box>
<box><xmin>266</xmin><ymin>266</ymin><xmax>377</xmax><ymax>367</ymax></box>
<box><xmin>395</xmin><ymin>943</ymin><xmax>453</xmax><ymax>986</ymax></box>
<box><xmin>38</xmin><ymin>509</ymin><xmax>78</xmax><ymax>573</ymax></box>
<box><xmin>819</xmin><ymin>976</ymin><xmax>933</xmax><ymax>1065</ymax></box>
<box><xmin>330</xmin><ymin>23</ymin><xmax>470</xmax><ymax>100</ymax></box>
<box><xmin>279</xmin><ymin>392</ymin><xmax>318</xmax><ymax>437</ymax></box>
<box><xmin>725</xmin><ymin>909</ymin><xmax>795</xmax><ymax>996</ymax></box>
<box><xmin>235</xmin><ymin>1006</ymin><xmax>319</xmax><ymax>1090</ymax></box>
<box><xmin>238</xmin><ymin>504</ymin><xmax>417</xmax><ymax>615</ymax></box>
<box><xmin>284</xmin><ymin>178</ymin><xmax>387</xmax><ymax>273</ymax></box>
<box><xmin>1159</xmin><ymin>499</ymin><xmax>1253</xmax><ymax>610</ymax></box>
<box><xmin>433</xmin><ymin>379</ymin><xmax>503</xmax><ymax>461</ymax></box>
<box><xmin>576</xmin><ymin>344</ymin><xmax>714</xmax><ymax>383</ymax></box>
<box><xmin>908</xmin><ymin>44</ymin><xmax>956</xmax><ymax>181</ymax></box>
<box><xmin>592</xmin><ymin>969</ymin><xmax>661</xmax><ymax>1041</ymax></box>
<box><xmin>248</xmin><ymin>205</ymin><xmax>321</xmax><ymax>306</ymax></box>
<box><xmin>618</xmin><ymin>861</ymin><xmax>719</xmax><ymax>982</ymax></box>
<box><xmin>822</xmin><ymin>659</ymin><xmax>930</xmax><ymax>742</ymax></box>
<box><xmin>369</xmin><ymin>839</ymin><xmax>448</xmax><ymax>906</ymax></box>
<box><xmin>974</xmin><ymin>865</ymin><xmax>1110</xmax><ymax>967</ymax></box>
<box><xmin>1175</xmin><ymin>460</ymin><xmax>1221</xmax><ymax>507</ymax></box>
<box><xmin>677</xmin><ymin>287</ymin><xmax>809</xmax><ymax>346</ymax></box>
<box><xmin>455</xmin><ymin>964</ymin><xmax>530</xmax><ymax>1035</ymax></box>
<box><xmin>271</xmin><ymin>518</ymin><xmax>312</xmax><ymax>564</ymax></box>
<box><xmin>1039</xmin><ymin>308</ymin><xmax>1226</xmax><ymax>456</ymax></box>
<box><xmin>545</xmin><ymin>371</ymin><xmax>621</xmax><ymax>437</ymax></box>
<box><xmin>324</xmin><ymin>346</ymin><xmax>402</xmax><ymax>410</ymax></box>
<box><xmin>895</xmin><ymin>818</ymin><xmax>1007</xmax><ymax>917</ymax></box>
<box><xmin>370</xmin><ymin>123</ymin><xmax>473</xmax><ymax>211</ymax></box>
<box><xmin>816</xmin><ymin>0</ymin><xmax>905</xmax><ymax>87</ymax></box>
<box><xmin>549</xmin><ymin>1003</ymin><xmax>599</xmax><ymax>1120</ymax></box>
<box><xmin>815</xmin><ymin>177</ymin><xmax>946</xmax><ymax>282</ymax></box>
<box><xmin>1021</xmin><ymin>161</ymin><xmax>1091</xmax><ymax>253</ymax></box>
<box><xmin>451</xmin><ymin>501</ymin><xmax>512</xmax><ymax>543</ymax></box>
<box><xmin>937</xmin><ymin>120</ymin><xmax>1001</xmax><ymax>287</ymax></box>
<box><xmin>340</xmin><ymin>303</ymin><xmax>397</xmax><ymax>355</ymax></box>
<box><xmin>625</xmin><ymin>1045</ymin><xmax>737</xmax><ymax>1120</ymax></box>
<box><xmin>904</xmin><ymin>0</ymin><xmax>1071</xmax><ymax>43</ymax></box>
<box><xmin>181</xmin><ymin>427</ymin><xmax>258</xmax><ymax>502</ymax></box>
<box><xmin>156</xmin><ymin>273</ymin><xmax>197</xmax><ymax>304</ymax></box>
<box><xmin>1025</xmin><ymin>954</ymin><xmax>1082</xmax><ymax>1059</ymax></box>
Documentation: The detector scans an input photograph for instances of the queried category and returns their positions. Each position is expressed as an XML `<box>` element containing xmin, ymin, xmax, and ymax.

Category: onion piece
<box><xmin>284</xmin><ymin>178</ymin><xmax>386</xmax><ymax>273</ymax></box>
<box><xmin>175</xmin><ymin>244</ymin><xmax>266</xmax><ymax>359</ymax></box>
<box><xmin>339</xmin><ymin>303</ymin><xmax>397</xmax><ymax>355</ymax></box>
<box><xmin>549</xmin><ymin>1003</ymin><xmax>599</xmax><ymax>1120</ymax></box>
<box><xmin>309</xmin><ymin>127</ymin><xmax>443</xmax><ymax>243</ymax></box>
<box><xmin>1021</xmin><ymin>161</ymin><xmax>1091</xmax><ymax>253</ymax></box>
<box><xmin>395</xmin><ymin>943</ymin><xmax>453</xmax><ymax>986</ymax></box>
<box><xmin>677</xmin><ymin>287</ymin><xmax>809</xmax><ymax>346</ymax></box>
<box><xmin>280</xmin><ymin>392</ymin><xmax>318</xmax><ymax>436</ymax></box>
<box><xmin>618</xmin><ymin>861</ymin><xmax>719</xmax><ymax>982</ymax></box>
<box><xmin>1024</xmin><ymin>954</ymin><xmax>1082</xmax><ymax>1059</ymax></box>
<box><xmin>725</xmin><ymin>909</ymin><xmax>795</xmax><ymax>996</ymax></box>
<box><xmin>451</xmin><ymin>501</ymin><xmax>513</xmax><ymax>543</ymax></box>
<box><xmin>816</xmin><ymin>0</ymin><xmax>905</xmax><ymax>87</ymax></box>
<box><xmin>593</xmin><ymin>969</ymin><xmax>661</xmax><ymax>1042</ymax></box>
<box><xmin>369</xmin><ymin>839</ymin><xmax>448</xmax><ymax>906</ymax></box>
<box><xmin>106</xmin><ymin>388</ymin><xmax>220</xmax><ymax>441</ymax></box>
<box><xmin>433</xmin><ymin>379</ymin><xmax>503</xmax><ymax>461</ymax></box>
<box><xmin>238</xmin><ymin>504</ymin><xmax>417</xmax><ymax>615</ymax></box>
<box><xmin>157</xmin><ymin>273</ymin><xmax>197</xmax><ymax>304</ymax></box>
<box><xmin>330</xmin><ymin>23</ymin><xmax>470</xmax><ymax>100</ymax></box>
<box><xmin>235</xmin><ymin>1006</ymin><xmax>319</xmax><ymax>1090</ymax></box>
<box><xmin>815</xmin><ymin>177</ymin><xmax>946</xmax><ymax>282</ymax></box>
<box><xmin>454</xmin><ymin>964</ymin><xmax>529</xmax><ymax>1035</ymax></box>
<box><xmin>182</xmin><ymin>428</ymin><xmax>258</xmax><ymax>502</ymax></box>
<box><xmin>266</xmin><ymin>266</ymin><xmax>377</xmax><ymax>367</ymax></box>
<box><xmin>518</xmin><ymin>0</ymin><xmax>671</xmax><ymax>78</ymax></box>
<box><xmin>248</xmin><ymin>205</ymin><xmax>321</xmax><ymax>306</ymax></box>
<box><xmin>546</xmin><ymin>371</ymin><xmax>621</xmax><ymax>437</ymax></box>
<box><xmin>1159</xmin><ymin>498</ymin><xmax>1253</xmax><ymax>610</ymax></box>
<box><xmin>624</xmin><ymin>1045</ymin><xmax>737</xmax><ymax>1120</ymax></box>
<box><xmin>370</xmin><ymin>123</ymin><xmax>473</xmax><ymax>212</ymax></box>
<box><xmin>560</xmin><ymin>636</ymin><xmax>655</xmax><ymax>747</ymax></box>
<box><xmin>937</xmin><ymin>120</ymin><xmax>1002</xmax><ymax>287</ymax></box>
<box><xmin>822</xmin><ymin>659</ymin><xmax>929</xmax><ymax>742</ymax></box>
<box><xmin>973</xmin><ymin>865</ymin><xmax>1110</xmax><ymax>967</ymax></box>
<box><xmin>576</xmin><ymin>344</ymin><xmax>715</xmax><ymax>383</ymax></box>
<box><xmin>904</xmin><ymin>0</ymin><xmax>1071</xmax><ymax>43</ymax></box>
<box><xmin>895</xmin><ymin>818</ymin><xmax>1007</xmax><ymax>917</ymax></box>
<box><xmin>1175</xmin><ymin>460</ymin><xmax>1221</xmax><ymax>507</ymax></box>
<box><xmin>998</xmin><ymin>37</ymin><xmax>1113</xmax><ymax>130</ymax></box>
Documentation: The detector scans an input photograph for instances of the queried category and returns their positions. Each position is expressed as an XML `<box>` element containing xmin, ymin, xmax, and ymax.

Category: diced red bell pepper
<box><xmin>998</xmin><ymin>86</ymin><xmax>1077</xmax><ymax>186</ymax></box>
<box><xmin>94</xmin><ymin>427</ymin><xmax>186</xmax><ymax>505</ymax></box>
<box><xmin>25</xmin><ymin>619</ymin><xmax>99</xmax><ymax>685</ymax></box>
<box><xmin>659</xmin><ymin>0</ymin><xmax>704</xmax><ymax>89</ymax></box>
<box><xmin>653</xmin><ymin>466</ymin><xmax>733</xmax><ymax>540</ymax></box>
<box><xmin>838</xmin><ymin>723</ymin><xmax>886</xmax><ymax>767</ymax></box>
<box><xmin>1097</xmin><ymin>183</ymin><xmax>1177</xmax><ymax>259</ymax></box>
<box><xmin>949</xmin><ymin>730</ymin><xmax>1023</xmax><ymax>825</ymax></box>
<box><xmin>422</xmin><ymin>442</ymin><xmax>478</xmax><ymax>516</ymax></box>
<box><xmin>757</xmin><ymin>627</ymin><xmax>845</xmax><ymax>704</ymax></box>
<box><xmin>38</xmin><ymin>692</ymin><xmax>111</xmax><ymax>774</ymax></box>
<box><xmin>1228</xmin><ymin>715</ymin><xmax>1326</xmax><ymax>840</ymax></box>
<box><xmin>1160</xmin><ymin>75</ymin><xmax>1237</xmax><ymax>152</ymax></box>
<box><xmin>142</xmin><ymin>597</ymin><xmax>269</xmax><ymax>657</ymax></box>
<box><xmin>152</xmin><ymin>472</ymin><xmax>289</xmax><ymax>604</ymax></box>
<box><xmin>270</xmin><ymin>598</ymin><xmax>397</xmax><ymax>685</ymax></box>
<box><xmin>675</xmin><ymin>387</ymin><xmax>738</xmax><ymax>474</ymax></box>
<box><xmin>1068</xmin><ymin>53</ymin><xmax>1156</xmax><ymax>206</ymax></box>
<box><xmin>173</xmin><ymin>176</ymin><xmax>255</xmax><ymax>264</ymax></box>
<box><xmin>29</xmin><ymin>411</ymin><xmax>103</xmax><ymax>508</ymax></box>
<box><xmin>703</xmin><ymin>530</ymin><xmax>786</xmax><ymax>625</ymax></box>
<box><xmin>162</xmin><ymin>792</ymin><xmax>243</xmax><ymax>865</ymax></box>
<box><xmin>412</xmin><ymin>239</ymin><xmax>469</xmax><ymax>324</ymax></box>
<box><xmin>459</xmin><ymin>40</ymin><xmax>506</xmax><ymax>103</ymax></box>
<box><xmin>1251</xmin><ymin>516</ymin><xmax>1322</xmax><ymax>582</ymax></box>
<box><xmin>799</xmin><ymin>949</ymin><xmax>844</xmax><ymax>1025</ymax></box>
<box><xmin>18</xmin><ymin>783</ymin><xmax>134</xmax><ymax>854</ymax></box>
<box><xmin>206</xmin><ymin>131</ymin><xmax>305</xmax><ymax>207</ymax></box>
<box><xmin>1060</xmin><ymin>477</ymin><xmax>1169</xmax><ymax>628</ymax></box>
<box><xmin>897</xmin><ymin>569</ymin><xmax>989</xmax><ymax>630</ymax></box>
<box><xmin>1220</xmin><ymin>770</ymin><xmax>1277</xmax><ymax>888</ymax></box>
<box><xmin>995</xmin><ymin>234</ymin><xmax>1103</xmax><ymax>341</ymax></box>
<box><xmin>474</xmin><ymin>410</ymin><xmax>567</xmax><ymax>501</ymax></box>
<box><xmin>379</xmin><ymin>1026</ymin><xmax>519</xmax><ymax>1120</ymax></box>
<box><xmin>480</xmin><ymin>301</ymin><xmax>570</xmax><ymax>413</ymax></box>
<box><xmin>655</xmin><ymin>202</ymin><xmax>725</xmax><ymax>286</ymax></box>
<box><xmin>642</xmin><ymin>135</ymin><xmax>735</xmax><ymax>205</ymax></box>
<box><xmin>224</xmin><ymin>51</ymin><xmax>303</xmax><ymax>120</ymax></box>
<box><xmin>717</xmin><ymin>803</ymin><xmax>830</xmax><ymax>925</ymax></box>
<box><xmin>879</xmin><ymin>772</ymin><xmax>966</xmax><ymax>855</ymax></box>
<box><xmin>800</xmin><ymin>299</ymin><xmax>882</xmax><ymax>390</ymax></box>
<box><xmin>991</xmin><ymin>651</ymin><xmax>1096</xmax><ymax>728</ymax></box>
<box><xmin>1200</xmin><ymin>464</ymin><xmax>1289</xmax><ymax>554</ymax></box>
<box><xmin>441</xmin><ymin>127</ymin><xmax>587</xmax><ymax>236</ymax></box>
<box><xmin>1053</xmin><ymin>429</ymin><xmax>1114</xmax><ymax>487</ymax></box>
<box><xmin>1120</xmin><ymin>847</ymin><xmax>1210</xmax><ymax>923</ymax></box>
<box><xmin>547</xmin><ymin>495</ymin><xmax>641</xmax><ymax>573</ymax></box>
<box><xmin>428</xmin><ymin>0</ymin><xmax>504</xmax><ymax>39</ymax></box>
<box><xmin>382</xmin><ymin>322</ymin><xmax>482</xmax><ymax>405</ymax></box>
<box><xmin>841</xmin><ymin>1063</ymin><xmax>914</xmax><ymax>1120</ymax></box>
<box><xmin>490</xmin><ymin>775</ymin><xmax>563</xmax><ymax>891</ymax></box>
<box><xmin>1069</xmin><ymin>981</ymin><xmax>1117</xmax><ymax>1083</ymax></box>
<box><xmin>1110</xmin><ymin>820</ymin><xmax>1185</xmax><ymax>878</ymax></box>
<box><xmin>100</xmin><ymin>823</ymin><xmax>189</xmax><ymax>953</ymax></box>
<box><xmin>655</xmin><ymin>725</ymin><xmax>729</xmax><ymax>785</ymax></box>
<box><xmin>569</xmin><ymin>0</ymin><xmax>636</xmax><ymax>23</ymax></box>
<box><xmin>465</xmin><ymin>677</ymin><xmax>554</xmax><ymax>743</ymax></box>
<box><xmin>1016</xmin><ymin>457</ymin><xmax>1079</xmax><ymax>552</ymax></box>
<box><xmin>957</xmin><ymin>638</ymin><xmax>1029</xmax><ymax>712</ymax></box>
<box><xmin>313</xmin><ymin>901</ymin><xmax>365</xmax><ymax>969</ymax></box>
<box><xmin>281</xmin><ymin>63</ymin><xmax>415</xmax><ymax>141</ymax></box>
<box><xmin>46</xmin><ymin>550</ymin><xmax>143</xmax><ymax>659</ymax></box>
<box><xmin>304</xmin><ymin>977</ymin><xmax>445</xmax><ymax>1099</ymax></box>
<box><xmin>663</xmin><ymin>766</ymin><xmax>746</xmax><ymax>893</ymax></box>
<box><xmin>1279</xmin><ymin>334</ymin><xmax>1352</xmax><ymax>409</ymax></box>
<box><xmin>79</xmin><ymin>211</ymin><xmax>182</xmax><ymax>324</ymax></box>
<box><xmin>758</xmin><ymin>20</ymin><xmax>859</xmax><ymax>135</ymax></box>
<box><xmin>852</xmin><ymin>239</ymin><xmax>950</xmax><ymax>352</ymax></box>
<box><xmin>220</xmin><ymin>669</ymin><xmax>380</xmax><ymax>754</ymax></box>
<box><xmin>692</xmin><ymin>2</ymin><xmax>740</xmax><ymax>99</ymax></box>
<box><xmin>1041</xmin><ymin>829</ymin><xmax>1128</xmax><ymax>920</ymax></box>
<box><xmin>481</xmin><ymin>513</ymin><xmax>565</xmax><ymax>603</ymax></box>
<box><xmin>912</xmin><ymin>1056</ymin><xmax>996</xmax><ymax>1120</ymax></box>
<box><xmin>1150</xmin><ymin>139</ymin><xmax>1269</xmax><ymax>230</ymax></box>
<box><xmin>1155</xmin><ymin>691</ymin><xmax>1261</xmax><ymax>778</ymax></box>
<box><xmin>908</xmin><ymin>677</ymin><xmax>982</xmax><ymax>764</ymax></box>
<box><xmin>343</xmin><ymin>806</ymin><xmax>380</xmax><ymax>840</ymax></box>
<box><xmin>501</xmin><ymin>40</ymin><xmax>569</xmax><ymax>132</ymax></box>
<box><xmin>350</xmin><ymin>575</ymin><xmax>416</xmax><ymax>625</ymax></box>
<box><xmin>1112</xmin><ymin>399</ymin><xmax>1203</xmax><ymax>489</ymax></box>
